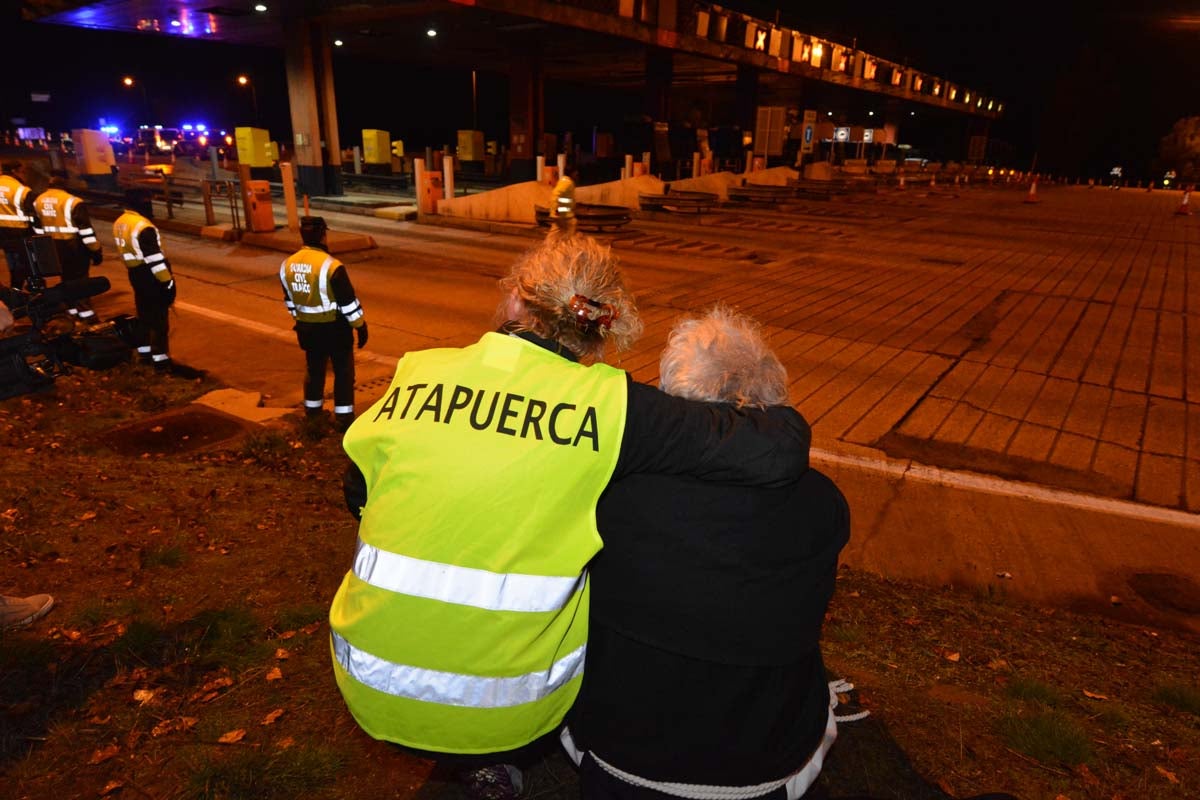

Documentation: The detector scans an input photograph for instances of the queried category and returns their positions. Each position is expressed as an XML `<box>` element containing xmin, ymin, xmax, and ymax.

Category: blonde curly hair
<box><xmin>659</xmin><ymin>305</ymin><xmax>789</xmax><ymax>408</ymax></box>
<box><xmin>499</xmin><ymin>230</ymin><xmax>643</xmax><ymax>361</ymax></box>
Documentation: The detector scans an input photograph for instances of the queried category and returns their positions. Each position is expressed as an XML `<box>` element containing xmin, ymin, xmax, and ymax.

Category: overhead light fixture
<box><xmin>426</xmin><ymin>28</ymin><xmax>437</xmax><ymax>37</ymax></box>
<box><xmin>334</xmin><ymin>38</ymin><xmax>344</xmax><ymax>46</ymax></box>
<box><xmin>170</xmin><ymin>19</ymin><xmax>181</xmax><ymax>27</ymax></box>
<box><xmin>254</xmin><ymin>3</ymin><xmax>268</xmax><ymax>11</ymax></box>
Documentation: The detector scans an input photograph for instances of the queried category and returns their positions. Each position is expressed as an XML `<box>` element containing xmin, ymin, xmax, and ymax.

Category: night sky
<box><xmin>4</xmin><ymin>1</ymin><xmax>1198</xmax><ymax>180</ymax></box>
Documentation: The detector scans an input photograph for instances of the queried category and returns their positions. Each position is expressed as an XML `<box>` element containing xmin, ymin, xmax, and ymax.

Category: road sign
<box><xmin>801</xmin><ymin>109</ymin><xmax>817</xmax><ymax>154</ymax></box>
<box><xmin>834</xmin><ymin>127</ymin><xmax>850</xmax><ymax>143</ymax></box>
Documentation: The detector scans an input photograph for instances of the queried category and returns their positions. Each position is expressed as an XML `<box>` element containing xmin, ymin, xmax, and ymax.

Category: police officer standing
<box><xmin>113</xmin><ymin>207</ymin><xmax>176</xmax><ymax>369</ymax></box>
<box><xmin>280</xmin><ymin>216</ymin><xmax>367</xmax><ymax>430</ymax></box>
<box><xmin>0</xmin><ymin>160</ymin><xmax>36</xmax><ymax>289</ymax></box>
<box><xmin>33</xmin><ymin>179</ymin><xmax>103</xmax><ymax>321</ymax></box>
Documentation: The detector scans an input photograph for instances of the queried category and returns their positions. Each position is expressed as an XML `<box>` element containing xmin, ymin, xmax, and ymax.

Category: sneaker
<box><xmin>460</xmin><ymin>764</ymin><xmax>524</xmax><ymax>800</ymax></box>
<box><xmin>0</xmin><ymin>594</ymin><xmax>55</xmax><ymax>629</ymax></box>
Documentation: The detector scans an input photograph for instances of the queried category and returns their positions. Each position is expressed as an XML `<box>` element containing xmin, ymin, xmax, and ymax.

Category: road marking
<box><xmin>812</xmin><ymin>448</ymin><xmax>1200</xmax><ymax>529</ymax></box>
<box><xmin>174</xmin><ymin>301</ymin><xmax>399</xmax><ymax>368</ymax></box>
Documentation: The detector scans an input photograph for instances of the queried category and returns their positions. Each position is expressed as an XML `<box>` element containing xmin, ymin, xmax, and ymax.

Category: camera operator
<box><xmin>0</xmin><ymin>160</ymin><xmax>36</xmax><ymax>290</ymax></box>
<box><xmin>33</xmin><ymin>178</ymin><xmax>103</xmax><ymax>322</ymax></box>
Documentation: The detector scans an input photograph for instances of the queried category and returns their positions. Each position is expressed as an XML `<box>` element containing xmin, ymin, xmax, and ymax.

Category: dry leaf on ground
<box><xmin>217</xmin><ymin>729</ymin><xmax>246</xmax><ymax>744</ymax></box>
<box><xmin>261</xmin><ymin>708</ymin><xmax>285</xmax><ymax>725</ymax></box>
<box><xmin>87</xmin><ymin>744</ymin><xmax>120</xmax><ymax>765</ymax></box>
<box><xmin>1082</xmin><ymin>689</ymin><xmax>1109</xmax><ymax>700</ymax></box>
<box><xmin>1155</xmin><ymin>766</ymin><xmax>1179</xmax><ymax>784</ymax></box>
<box><xmin>98</xmin><ymin>779</ymin><xmax>124</xmax><ymax>796</ymax></box>
<box><xmin>265</xmin><ymin>667</ymin><xmax>283</xmax><ymax>681</ymax></box>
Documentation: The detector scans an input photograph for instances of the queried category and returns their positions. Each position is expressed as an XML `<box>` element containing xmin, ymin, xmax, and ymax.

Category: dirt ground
<box><xmin>1</xmin><ymin>363</ymin><xmax>1197</xmax><ymax>800</ymax></box>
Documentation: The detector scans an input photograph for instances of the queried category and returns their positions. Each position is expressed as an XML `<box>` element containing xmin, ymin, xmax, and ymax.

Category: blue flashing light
<box><xmin>182</xmin><ymin>124</ymin><xmax>194</xmax><ymax>131</ymax></box>
<box><xmin>197</xmin><ymin>124</ymin><xmax>207</xmax><ymax>132</ymax></box>
<box><xmin>100</xmin><ymin>125</ymin><xmax>120</xmax><ymax>135</ymax></box>
<box><xmin>154</xmin><ymin>124</ymin><xmax>163</xmax><ymax>129</ymax></box>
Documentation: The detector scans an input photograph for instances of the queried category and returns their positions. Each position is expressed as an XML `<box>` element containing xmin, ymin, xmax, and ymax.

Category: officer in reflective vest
<box><xmin>33</xmin><ymin>183</ymin><xmax>104</xmax><ymax>321</ymax></box>
<box><xmin>279</xmin><ymin>216</ymin><xmax>367</xmax><ymax>430</ymax></box>
<box><xmin>0</xmin><ymin>160</ymin><xmax>36</xmax><ymax>289</ymax></box>
<box><xmin>113</xmin><ymin>209</ymin><xmax>176</xmax><ymax>368</ymax></box>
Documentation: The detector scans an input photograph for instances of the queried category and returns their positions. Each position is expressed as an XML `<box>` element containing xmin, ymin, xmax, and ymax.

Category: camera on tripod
<box><xmin>1</xmin><ymin>234</ymin><xmax>137</xmax><ymax>399</ymax></box>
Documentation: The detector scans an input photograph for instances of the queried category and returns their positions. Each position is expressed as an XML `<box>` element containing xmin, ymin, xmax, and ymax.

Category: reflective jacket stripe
<box><xmin>353</xmin><ymin>540</ymin><xmax>583</xmax><ymax>613</ymax></box>
<box><xmin>145</xmin><ymin>252</ymin><xmax>165</xmax><ymax>264</ymax></box>
<box><xmin>332</xmin><ymin>631</ymin><xmax>586</xmax><ymax>709</ymax></box>
<box><xmin>340</xmin><ymin>299</ymin><xmax>364</xmax><ymax>322</ymax></box>
<box><xmin>0</xmin><ymin>180</ymin><xmax>30</xmax><ymax>224</ymax></box>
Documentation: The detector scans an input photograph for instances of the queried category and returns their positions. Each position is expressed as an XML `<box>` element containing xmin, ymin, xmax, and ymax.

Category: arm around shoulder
<box><xmin>615</xmin><ymin>377</ymin><xmax>810</xmax><ymax>486</ymax></box>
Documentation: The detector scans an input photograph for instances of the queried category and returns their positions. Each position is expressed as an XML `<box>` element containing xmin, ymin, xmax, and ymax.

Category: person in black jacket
<box><xmin>565</xmin><ymin>305</ymin><xmax>850</xmax><ymax>800</ymax></box>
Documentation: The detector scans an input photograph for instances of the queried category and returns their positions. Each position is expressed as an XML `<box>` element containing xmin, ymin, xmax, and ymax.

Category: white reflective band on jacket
<box><xmin>353</xmin><ymin>539</ymin><xmax>585</xmax><ymax>613</ymax></box>
<box><xmin>0</xmin><ymin>177</ymin><xmax>31</xmax><ymax>227</ymax></box>
<box><xmin>332</xmin><ymin>632</ymin><xmax>586</xmax><ymax>709</ymax></box>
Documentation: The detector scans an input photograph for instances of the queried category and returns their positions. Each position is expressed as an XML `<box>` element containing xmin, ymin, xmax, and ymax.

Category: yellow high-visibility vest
<box><xmin>331</xmin><ymin>331</ymin><xmax>627</xmax><ymax>754</ymax></box>
<box><xmin>0</xmin><ymin>175</ymin><xmax>32</xmax><ymax>230</ymax></box>
<box><xmin>280</xmin><ymin>246</ymin><xmax>344</xmax><ymax>323</ymax></box>
<box><xmin>113</xmin><ymin>211</ymin><xmax>170</xmax><ymax>282</ymax></box>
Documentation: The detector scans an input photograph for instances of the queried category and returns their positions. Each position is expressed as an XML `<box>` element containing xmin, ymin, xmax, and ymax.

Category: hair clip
<box><xmin>568</xmin><ymin>294</ymin><xmax>618</xmax><ymax>334</ymax></box>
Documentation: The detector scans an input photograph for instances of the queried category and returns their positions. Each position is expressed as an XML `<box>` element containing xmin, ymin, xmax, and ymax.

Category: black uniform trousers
<box><xmin>296</xmin><ymin>320</ymin><xmax>355</xmax><ymax>411</ymax></box>
<box><xmin>1</xmin><ymin>230</ymin><xmax>31</xmax><ymax>289</ymax></box>
<box><xmin>133</xmin><ymin>286</ymin><xmax>171</xmax><ymax>360</ymax></box>
<box><xmin>54</xmin><ymin>238</ymin><xmax>94</xmax><ymax>317</ymax></box>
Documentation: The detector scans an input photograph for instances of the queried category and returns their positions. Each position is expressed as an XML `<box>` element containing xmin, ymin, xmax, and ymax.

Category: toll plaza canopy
<box><xmin>23</xmin><ymin>0</ymin><xmax>1003</xmax><ymax>196</ymax></box>
<box><xmin>25</xmin><ymin>0</ymin><xmax>1002</xmax><ymax>119</ymax></box>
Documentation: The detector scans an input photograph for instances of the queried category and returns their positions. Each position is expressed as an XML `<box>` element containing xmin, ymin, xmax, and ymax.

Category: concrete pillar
<box><xmin>284</xmin><ymin>17</ymin><xmax>343</xmax><ymax>197</ymax></box>
<box><xmin>645</xmin><ymin>48</ymin><xmax>673</xmax><ymax>124</ymax></box>
<box><xmin>735</xmin><ymin>64</ymin><xmax>758</xmax><ymax>146</ymax></box>
<box><xmin>508</xmin><ymin>38</ymin><xmax>543</xmax><ymax>182</ymax></box>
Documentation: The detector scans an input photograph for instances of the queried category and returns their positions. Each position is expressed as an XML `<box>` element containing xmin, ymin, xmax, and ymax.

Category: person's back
<box><xmin>567</xmin><ymin>306</ymin><xmax>850</xmax><ymax>799</ymax></box>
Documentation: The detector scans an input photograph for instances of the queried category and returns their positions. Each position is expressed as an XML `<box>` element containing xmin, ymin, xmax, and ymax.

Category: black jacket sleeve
<box><xmin>135</xmin><ymin>226</ymin><xmax>172</xmax><ymax>279</ymax></box>
<box><xmin>329</xmin><ymin>266</ymin><xmax>365</xmax><ymax>328</ymax></box>
<box><xmin>613</xmin><ymin>376</ymin><xmax>811</xmax><ymax>487</ymax></box>
<box><xmin>343</xmin><ymin>462</ymin><xmax>367</xmax><ymax>520</ymax></box>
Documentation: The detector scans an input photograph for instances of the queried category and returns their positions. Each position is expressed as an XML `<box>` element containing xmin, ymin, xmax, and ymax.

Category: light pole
<box><xmin>236</xmin><ymin>75</ymin><xmax>259</xmax><ymax>125</ymax></box>
<box><xmin>122</xmin><ymin>75</ymin><xmax>150</xmax><ymax>124</ymax></box>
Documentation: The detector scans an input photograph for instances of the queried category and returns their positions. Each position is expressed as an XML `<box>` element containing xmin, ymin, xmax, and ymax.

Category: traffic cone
<box><xmin>1023</xmin><ymin>180</ymin><xmax>1040</xmax><ymax>204</ymax></box>
<box><xmin>1176</xmin><ymin>189</ymin><xmax>1192</xmax><ymax>216</ymax></box>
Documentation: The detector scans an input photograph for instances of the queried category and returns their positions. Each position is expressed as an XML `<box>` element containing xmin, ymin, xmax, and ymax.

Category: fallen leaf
<box><xmin>278</xmin><ymin>630</ymin><xmax>297</xmax><ymax>640</ymax></box>
<box><xmin>152</xmin><ymin>716</ymin><xmax>199</xmax><ymax>737</ymax></box>
<box><xmin>132</xmin><ymin>688</ymin><xmax>160</xmax><ymax>706</ymax></box>
<box><xmin>88</xmin><ymin>714</ymin><xmax>112</xmax><ymax>725</ymax></box>
<box><xmin>88</xmin><ymin>743</ymin><xmax>120</xmax><ymax>765</ymax></box>
<box><xmin>261</xmin><ymin>708</ymin><xmax>285</xmax><ymax>725</ymax></box>
<box><xmin>99</xmin><ymin>779</ymin><xmax>125</xmax><ymax>796</ymax></box>
<box><xmin>218</xmin><ymin>729</ymin><xmax>246</xmax><ymax>744</ymax></box>
<box><xmin>277</xmin><ymin>736</ymin><xmax>296</xmax><ymax>749</ymax></box>
<box><xmin>1155</xmin><ymin>766</ymin><xmax>1179</xmax><ymax>784</ymax></box>
<box><xmin>986</xmin><ymin>659</ymin><xmax>1011</xmax><ymax>671</ymax></box>
<box><xmin>274</xmin><ymin>648</ymin><xmax>290</xmax><ymax>660</ymax></box>
<box><xmin>1083</xmin><ymin>689</ymin><xmax>1109</xmax><ymax>700</ymax></box>
<box><xmin>266</xmin><ymin>667</ymin><xmax>283</xmax><ymax>681</ymax></box>
<box><xmin>299</xmin><ymin>622</ymin><xmax>321</xmax><ymax>635</ymax></box>
<box><xmin>848</xmin><ymin>591</ymin><xmax>861</xmax><ymax>598</ymax></box>
<box><xmin>902</xmin><ymin>617</ymin><xmax>922</xmax><ymax>627</ymax></box>
<box><xmin>150</xmin><ymin>425</ymin><xmax>163</xmax><ymax>433</ymax></box>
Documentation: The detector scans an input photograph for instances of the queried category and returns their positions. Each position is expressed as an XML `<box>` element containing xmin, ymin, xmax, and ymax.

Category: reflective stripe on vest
<box><xmin>35</xmin><ymin>190</ymin><xmax>81</xmax><ymax>241</ymax></box>
<box><xmin>332</xmin><ymin>631</ymin><xmax>586</xmax><ymax>709</ymax></box>
<box><xmin>281</xmin><ymin>247</ymin><xmax>338</xmax><ymax>322</ymax></box>
<box><xmin>353</xmin><ymin>539</ymin><xmax>585</xmax><ymax>613</ymax></box>
<box><xmin>331</xmin><ymin>332</ymin><xmax>628</xmax><ymax>753</ymax></box>
<box><xmin>0</xmin><ymin>176</ymin><xmax>31</xmax><ymax>227</ymax></box>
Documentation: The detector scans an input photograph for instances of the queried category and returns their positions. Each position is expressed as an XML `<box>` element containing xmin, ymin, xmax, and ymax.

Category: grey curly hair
<box><xmin>659</xmin><ymin>305</ymin><xmax>789</xmax><ymax>408</ymax></box>
<box><xmin>499</xmin><ymin>230</ymin><xmax>643</xmax><ymax>361</ymax></box>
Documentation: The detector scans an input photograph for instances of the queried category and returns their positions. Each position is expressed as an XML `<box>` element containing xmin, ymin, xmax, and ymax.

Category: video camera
<box><xmin>1</xmin><ymin>235</ymin><xmax>134</xmax><ymax>399</ymax></box>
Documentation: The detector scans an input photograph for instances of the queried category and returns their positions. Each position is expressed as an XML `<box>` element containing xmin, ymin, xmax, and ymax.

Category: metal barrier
<box><xmin>202</xmin><ymin>180</ymin><xmax>241</xmax><ymax>232</ymax></box>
